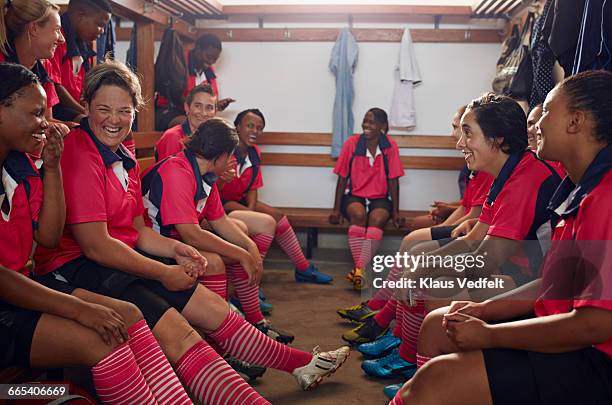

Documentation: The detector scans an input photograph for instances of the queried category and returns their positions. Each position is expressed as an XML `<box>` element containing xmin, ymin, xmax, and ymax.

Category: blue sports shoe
<box><xmin>361</xmin><ymin>348</ymin><xmax>416</xmax><ymax>379</ymax></box>
<box><xmin>383</xmin><ymin>383</ymin><xmax>403</xmax><ymax>399</ymax></box>
<box><xmin>295</xmin><ymin>263</ymin><xmax>333</xmax><ymax>284</ymax></box>
<box><xmin>357</xmin><ymin>331</ymin><xmax>401</xmax><ymax>358</ymax></box>
<box><xmin>230</xmin><ymin>297</ymin><xmax>273</xmax><ymax>315</ymax></box>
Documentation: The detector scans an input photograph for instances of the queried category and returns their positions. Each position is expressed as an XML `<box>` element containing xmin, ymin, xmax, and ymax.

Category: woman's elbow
<box><xmin>34</xmin><ymin>230</ymin><xmax>62</xmax><ymax>249</ymax></box>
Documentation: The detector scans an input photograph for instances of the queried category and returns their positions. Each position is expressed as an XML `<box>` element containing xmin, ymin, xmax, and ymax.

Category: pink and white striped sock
<box><xmin>252</xmin><ymin>233</ymin><xmax>274</xmax><ymax>259</ymax></box>
<box><xmin>91</xmin><ymin>342</ymin><xmax>157</xmax><ymax>405</ymax></box>
<box><xmin>275</xmin><ymin>216</ymin><xmax>309</xmax><ymax>271</ymax></box>
<box><xmin>416</xmin><ymin>353</ymin><xmax>431</xmax><ymax>368</ymax></box>
<box><xmin>368</xmin><ymin>265</ymin><xmax>403</xmax><ymax>309</ymax></box>
<box><xmin>360</xmin><ymin>226</ymin><xmax>384</xmax><ymax>269</ymax></box>
<box><xmin>176</xmin><ymin>340</ymin><xmax>270</xmax><ymax>405</ymax></box>
<box><xmin>373</xmin><ymin>298</ymin><xmax>397</xmax><ymax>328</ymax></box>
<box><xmin>226</xmin><ymin>263</ymin><xmax>264</xmax><ymax>324</ymax></box>
<box><xmin>199</xmin><ymin>273</ymin><xmax>228</xmax><ymax>300</ymax></box>
<box><xmin>389</xmin><ymin>391</ymin><xmax>405</xmax><ymax>405</ymax></box>
<box><xmin>209</xmin><ymin>310</ymin><xmax>312</xmax><ymax>373</ymax></box>
<box><xmin>127</xmin><ymin>320</ymin><xmax>192</xmax><ymax>404</ymax></box>
<box><xmin>398</xmin><ymin>301</ymin><xmax>425</xmax><ymax>363</ymax></box>
<box><xmin>348</xmin><ymin>225</ymin><xmax>366</xmax><ymax>268</ymax></box>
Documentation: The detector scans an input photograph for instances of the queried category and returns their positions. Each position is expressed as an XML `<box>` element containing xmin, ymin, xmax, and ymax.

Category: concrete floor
<box><xmin>251</xmin><ymin>247</ymin><xmax>404</xmax><ymax>405</ymax></box>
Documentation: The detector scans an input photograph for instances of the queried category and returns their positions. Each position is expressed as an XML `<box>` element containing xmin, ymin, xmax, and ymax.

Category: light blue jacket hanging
<box><xmin>329</xmin><ymin>28</ymin><xmax>358</xmax><ymax>158</ymax></box>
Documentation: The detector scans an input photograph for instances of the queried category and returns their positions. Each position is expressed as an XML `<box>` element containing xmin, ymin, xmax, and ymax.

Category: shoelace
<box><xmin>377</xmin><ymin>351</ymin><xmax>401</xmax><ymax>367</ymax></box>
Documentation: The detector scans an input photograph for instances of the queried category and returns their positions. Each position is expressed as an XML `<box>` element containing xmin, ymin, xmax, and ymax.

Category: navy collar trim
<box><xmin>182</xmin><ymin>120</ymin><xmax>192</xmax><ymax>137</ymax></box>
<box><xmin>3</xmin><ymin>39</ymin><xmax>51</xmax><ymax>84</ymax></box>
<box><xmin>61</xmin><ymin>14</ymin><xmax>96</xmax><ymax>70</ymax></box>
<box><xmin>184</xmin><ymin>149</ymin><xmax>219</xmax><ymax>201</ymax></box>
<box><xmin>354</xmin><ymin>133</ymin><xmax>392</xmax><ymax>156</ymax></box>
<box><xmin>548</xmin><ymin>144</ymin><xmax>612</xmax><ymax>218</ymax></box>
<box><xmin>79</xmin><ymin>118</ymin><xmax>135</xmax><ymax>170</ymax></box>
<box><xmin>0</xmin><ymin>151</ymin><xmax>38</xmax><ymax>195</ymax></box>
<box><xmin>234</xmin><ymin>147</ymin><xmax>260</xmax><ymax>168</ymax></box>
<box><xmin>187</xmin><ymin>49</ymin><xmax>216</xmax><ymax>81</ymax></box>
<box><xmin>486</xmin><ymin>151</ymin><xmax>527</xmax><ymax>205</ymax></box>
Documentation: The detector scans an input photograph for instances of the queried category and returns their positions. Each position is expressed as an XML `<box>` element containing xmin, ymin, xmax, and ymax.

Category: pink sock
<box><xmin>416</xmin><ymin>353</ymin><xmax>431</xmax><ymax>368</ymax></box>
<box><xmin>398</xmin><ymin>301</ymin><xmax>425</xmax><ymax>363</ymax></box>
<box><xmin>91</xmin><ymin>342</ymin><xmax>157</xmax><ymax>405</ymax></box>
<box><xmin>252</xmin><ymin>233</ymin><xmax>274</xmax><ymax>259</ymax></box>
<box><xmin>348</xmin><ymin>225</ymin><xmax>366</xmax><ymax>268</ymax></box>
<box><xmin>199</xmin><ymin>273</ymin><xmax>228</xmax><ymax>300</ymax></box>
<box><xmin>373</xmin><ymin>298</ymin><xmax>397</xmax><ymax>328</ymax></box>
<box><xmin>389</xmin><ymin>391</ymin><xmax>405</xmax><ymax>405</ymax></box>
<box><xmin>275</xmin><ymin>216</ymin><xmax>309</xmax><ymax>271</ymax></box>
<box><xmin>176</xmin><ymin>340</ymin><xmax>270</xmax><ymax>405</ymax></box>
<box><xmin>360</xmin><ymin>226</ymin><xmax>384</xmax><ymax>269</ymax></box>
<box><xmin>369</xmin><ymin>265</ymin><xmax>403</xmax><ymax>309</ymax></box>
<box><xmin>226</xmin><ymin>263</ymin><xmax>264</xmax><ymax>324</ymax></box>
<box><xmin>209</xmin><ymin>310</ymin><xmax>312</xmax><ymax>373</ymax></box>
<box><xmin>128</xmin><ymin>320</ymin><xmax>192</xmax><ymax>404</ymax></box>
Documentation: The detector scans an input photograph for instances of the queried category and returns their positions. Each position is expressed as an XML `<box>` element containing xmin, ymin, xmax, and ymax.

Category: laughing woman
<box><xmin>33</xmin><ymin>59</ymin><xmax>349</xmax><ymax>404</ymax></box>
<box><xmin>220</xmin><ymin>108</ymin><xmax>334</xmax><ymax>284</ymax></box>
<box><xmin>0</xmin><ymin>63</ymin><xmax>175</xmax><ymax>405</ymax></box>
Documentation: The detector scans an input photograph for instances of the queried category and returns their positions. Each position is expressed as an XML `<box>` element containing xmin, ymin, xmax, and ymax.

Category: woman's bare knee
<box><xmin>202</xmin><ymin>252</ymin><xmax>225</xmax><ymax>275</ymax></box>
<box><xmin>153</xmin><ymin>309</ymin><xmax>202</xmax><ymax>363</ymax></box>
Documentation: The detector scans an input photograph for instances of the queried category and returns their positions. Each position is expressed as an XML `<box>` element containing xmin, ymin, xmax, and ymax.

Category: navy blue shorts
<box><xmin>36</xmin><ymin>256</ymin><xmax>197</xmax><ymax>328</ymax></box>
<box><xmin>484</xmin><ymin>346</ymin><xmax>612</xmax><ymax>405</ymax></box>
<box><xmin>340</xmin><ymin>194</ymin><xmax>393</xmax><ymax>220</ymax></box>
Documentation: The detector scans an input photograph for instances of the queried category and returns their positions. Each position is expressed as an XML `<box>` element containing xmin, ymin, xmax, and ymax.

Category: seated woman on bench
<box><xmin>329</xmin><ymin>108</ymin><xmax>405</xmax><ymax>291</ymax></box>
<box><xmin>0</xmin><ymin>62</ymin><xmax>181</xmax><ymax>405</ymax></box>
<box><xmin>219</xmin><ymin>108</ymin><xmax>333</xmax><ymax>284</ymax></box>
<box><xmin>389</xmin><ymin>69</ymin><xmax>612</xmax><ymax>405</ymax></box>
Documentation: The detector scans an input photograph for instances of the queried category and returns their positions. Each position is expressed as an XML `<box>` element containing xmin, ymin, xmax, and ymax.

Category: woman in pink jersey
<box><xmin>0</xmin><ymin>63</ymin><xmax>185</xmax><ymax>405</ymax></box>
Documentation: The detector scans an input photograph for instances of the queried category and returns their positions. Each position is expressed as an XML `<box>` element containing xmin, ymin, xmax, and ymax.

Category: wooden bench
<box><xmin>133</xmin><ymin>131</ymin><xmax>465</xmax><ymax>172</ymax></box>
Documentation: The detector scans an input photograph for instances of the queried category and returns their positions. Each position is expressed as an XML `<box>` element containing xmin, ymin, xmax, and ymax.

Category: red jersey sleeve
<box><xmin>61</xmin><ymin>132</ymin><xmax>108</xmax><ymax>225</ymax></box>
<box><xmin>28</xmin><ymin>175</ymin><xmax>44</xmax><ymax>225</ymax></box>
<box><xmin>487</xmin><ymin>182</ymin><xmax>537</xmax><ymax>240</ymax></box>
<box><xmin>155</xmin><ymin>129</ymin><xmax>185</xmax><ymax>161</ymax></box>
<box><xmin>49</xmin><ymin>43</ymin><xmax>64</xmax><ymax>86</ymax></box>
<box><xmin>333</xmin><ymin>136</ymin><xmax>355</xmax><ymax>178</ymax></box>
<box><xmin>572</xmin><ymin>178</ymin><xmax>612</xmax><ymax>311</ymax></box>
<box><xmin>204</xmin><ymin>185</ymin><xmax>226</xmax><ymax>222</ymax></box>
<box><xmin>158</xmin><ymin>163</ymin><xmax>200</xmax><ymax>226</ymax></box>
<box><xmin>386</xmin><ymin>140</ymin><xmax>405</xmax><ymax>179</ymax></box>
<box><xmin>41</xmin><ymin>60</ymin><xmax>59</xmax><ymax>108</ymax></box>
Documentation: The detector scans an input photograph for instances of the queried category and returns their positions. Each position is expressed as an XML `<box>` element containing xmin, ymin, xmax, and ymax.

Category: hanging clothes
<box><xmin>126</xmin><ymin>24</ymin><xmax>137</xmax><ymax>72</ymax></box>
<box><xmin>96</xmin><ymin>17</ymin><xmax>116</xmax><ymax>63</ymax></box>
<box><xmin>330</xmin><ymin>28</ymin><xmax>358</xmax><ymax>158</ymax></box>
<box><xmin>389</xmin><ymin>29</ymin><xmax>422</xmax><ymax>129</ymax></box>
<box><xmin>572</xmin><ymin>0</ymin><xmax>612</xmax><ymax>74</ymax></box>
<box><xmin>529</xmin><ymin>0</ymin><xmax>556</xmax><ymax>109</ymax></box>
<box><xmin>548</xmin><ymin>0</ymin><xmax>586</xmax><ymax>76</ymax></box>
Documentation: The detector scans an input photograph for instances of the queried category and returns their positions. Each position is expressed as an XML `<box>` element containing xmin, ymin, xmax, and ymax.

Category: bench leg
<box><xmin>306</xmin><ymin>227</ymin><xmax>318</xmax><ymax>259</ymax></box>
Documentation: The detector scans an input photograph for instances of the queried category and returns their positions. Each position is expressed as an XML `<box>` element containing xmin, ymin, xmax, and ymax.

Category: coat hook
<box><xmin>226</xmin><ymin>30</ymin><xmax>233</xmax><ymax>39</ymax></box>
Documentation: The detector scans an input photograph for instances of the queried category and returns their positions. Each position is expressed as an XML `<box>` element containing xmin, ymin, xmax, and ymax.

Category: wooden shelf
<box><xmin>196</xmin><ymin>28</ymin><xmax>501</xmax><ymax>43</ymax></box>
